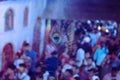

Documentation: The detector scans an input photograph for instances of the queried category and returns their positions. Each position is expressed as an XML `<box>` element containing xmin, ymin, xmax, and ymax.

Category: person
<box><xmin>14</xmin><ymin>50</ymin><xmax>24</xmax><ymax>69</ymax></box>
<box><xmin>88</xmin><ymin>68</ymin><xmax>100</xmax><ymax>80</ymax></box>
<box><xmin>23</xmin><ymin>43</ymin><xmax>37</xmax><ymax>80</ymax></box>
<box><xmin>3</xmin><ymin>63</ymin><xmax>16</xmax><ymax>80</ymax></box>
<box><xmin>103</xmin><ymin>66</ymin><xmax>120</xmax><ymax>80</ymax></box>
<box><xmin>94</xmin><ymin>42</ymin><xmax>109</xmax><ymax>66</ymax></box>
<box><xmin>60</xmin><ymin>44</ymin><xmax>70</xmax><ymax>65</ymax></box>
<box><xmin>76</xmin><ymin>48</ymin><xmax>85</xmax><ymax>67</ymax></box>
<box><xmin>89</xmin><ymin>29</ymin><xmax>99</xmax><ymax>47</ymax></box>
<box><xmin>35</xmin><ymin>63</ymin><xmax>43</xmax><ymax>80</ymax></box>
<box><xmin>94</xmin><ymin>41</ymin><xmax>109</xmax><ymax>78</ymax></box>
<box><xmin>48</xmin><ymin>76</ymin><xmax>56</xmax><ymax>80</ymax></box>
<box><xmin>72</xmin><ymin>65</ymin><xmax>79</xmax><ymax>78</ymax></box>
<box><xmin>45</xmin><ymin>51</ymin><xmax>61</xmax><ymax>76</ymax></box>
<box><xmin>61</xmin><ymin>69</ymin><xmax>75</xmax><ymax>80</ymax></box>
<box><xmin>80</xmin><ymin>36</ymin><xmax>92</xmax><ymax>54</ymax></box>
<box><xmin>17</xmin><ymin>63</ymin><xmax>30</xmax><ymax>80</ymax></box>
<box><xmin>84</xmin><ymin>57</ymin><xmax>96</xmax><ymax>71</ymax></box>
<box><xmin>45</xmin><ymin>39</ymin><xmax>57</xmax><ymax>59</ymax></box>
<box><xmin>79</xmin><ymin>65</ymin><xmax>89</xmax><ymax>80</ymax></box>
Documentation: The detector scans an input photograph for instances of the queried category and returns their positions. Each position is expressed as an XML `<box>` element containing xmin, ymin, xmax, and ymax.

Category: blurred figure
<box><xmin>89</xmin><ymin>29</ymin><xmax>99</xmax><ymax>47</ymax></box>
<box><xmin>23</xmin><ymin>43</ymin><xmax>37</xmax><ymax>80</ymax></box>
<box><xmin>35</xmin><ymin>63</ymin><xmax>43</xmax><ymax>80</ymax></box>
<box><xmin>45</xmin><ymin>39</ymin><xmax>57</xmax><ymax>59</ymax></box>
<box><xmin>103</xmin><ymin>66</ymin><xmax>120</xmax><ymax>80</ymax></box>
<box><xmin>14</xmin><ymin>50</ymin><xmax>24</xmax><ymax>69</ymax></box>
<box><xmin>84</xmin><ymin>57</ymin><xmax>96</xmax><ymax>71</ymax></box>
<box><xmin>79</xmin><ymin>65</ymin><xmax>89</xmax><ymax>80</ymax></box>
<box><xmin>17</xmin><ymin>63</ymin><xmax>30</xmax><ymax>80</ymax></box>
<box><xmin>72</xmin><ymin>65</ymin><xmax>79</xmax><ymax>78</ymax></box>
<box><xmin>76</xmin><ymin>48</ymin><xmax>85</xmax><ymax>67</ymax></box>
<box><xmin>88</xmin><ymin>68</ymin><xmax>100</xmax><ymax>80</ymax></box>
<box><xmin>61</xmin><ymin>69</ymin><xmax>75</xmax><ymax>80</ymax></box>
<box><xmin>60</xmin><ymin>47</ymin><xmax>70</xmax><ymax>65</ymax></box>
<box><xmin>45</xmin><ymin>51</ymin><xmax>61</xmax><ymax>76</ymax></box>
<box><xmin>80</xmin><ymin>36</ymin><xmax>92</xmax><ymax>54</ymax></box>
<box><xmin>3</xmin><ymin>63</ymin><xmax>16</xmax><ymax>80</ymax></box>
<box><xmin>94</xmin><ymin>42</ymin><xmax>109</xmax><ymax>78</ymax></box>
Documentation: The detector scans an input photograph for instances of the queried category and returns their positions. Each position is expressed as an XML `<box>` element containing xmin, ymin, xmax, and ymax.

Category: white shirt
<box><xmin>62</xmin><ymin>64</ymin><xmax>72</xmax><ymax>73</ymax></box>
<box><xmin>18</xmin><ymin>72</ymin><xmax>30</xmax><ymax>80</ymax></box>
<box><xmin>76</xmin><ymin>48</ymin><xmax>85</xmax><ymax>67</ymax></box>
<box><xmin>14</xmin><ymin>59</ymin><xmax>24</xmax><ymax>69</ymax></box>
<box><xmin>43</xmin><ymin>71</ymin><xmax>49</xmax><ymax>80</ymax></box>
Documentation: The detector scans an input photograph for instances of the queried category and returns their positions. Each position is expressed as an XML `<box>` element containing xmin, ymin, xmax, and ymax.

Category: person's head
<box><xmin>111</xmin><ymin>67</ymin><xmax>118</xmax><ymax>77</ymax></box>
<box><xmin>7</xmin><ymin>63</ymin><xmax>16</xmax><ymax>74</ymax></box>
<box><xmin>88</xmin><ymin>68</ymin><xmax>95</xmax><ymax>77</ymax></box>
<box><xmin>87</xmin><ymin>57</ymin><xmax>93</xmax><ymax>65</ymax></box>
<box><xmin>19</xmin><ymin>63</ymin><xmax>26</xmax><ymax>73</ymax></box>
<box><xmin>16</xmin><ymin>50</ymin><xmax>23</xmax><ymax>59</ymax></box>
<box><xmin>85</xmin><ymin>52</ymin><xmax>90</xmax><ymax>59</ymax></box>
<box><xmin>83</xmin><ymin>36</ymin><xmax>91</xmax><ymax>44</ymax></box>
<box><xmin>64</xmin><ymin>69</ymin><xmax>73</xmax><ymax>77</ymax></box>
<box><xmin>23</xmin><ymin>43</ymin><xmax>31</xmax><ymax>52</ymax></box>
<box><xmin>79</xmin><ymin>65</ymin><xmax>86</xmax><ymax>72</ymax></box>
<box><xmin>51</xmin><ymin>51</ymin><xmax>58</xmax><ymax>57</ymax></box>
<box><xmin>72</xmin><ymin>65</ymin><xmax>79</xmax><ymax>74</ymax></box>
<box><xmin>100</xmin><ymin>41</ymin><xmax>106</xmax><ymax>48</ymax></box>
<box><xmin>35</xmin><ymin>72</ymin><xmax>43</xmax><ymax>80</ymax></box>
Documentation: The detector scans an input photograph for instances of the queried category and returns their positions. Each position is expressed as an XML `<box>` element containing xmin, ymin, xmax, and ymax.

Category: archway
<box><xmin>5</xmin><ymin>8</ymin><xmax>14</xmax><ymax>31</ymax></box>
<box><xmin>2</xmin><ymin>43</ymin><xmax>14</xmax><ymax>69</ymax></box>
<box><xmin>24</xmin><ymin>7</ymin><xmax>29</xmax><ymax>27</ymax></box>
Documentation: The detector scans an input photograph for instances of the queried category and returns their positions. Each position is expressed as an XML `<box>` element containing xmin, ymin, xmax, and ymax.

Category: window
<box><xmin>5</xmin><ymin>9</ymin><xmax>14</xmax><ymax>31</ymax></box>
<box><xmin>24</xmin><ymin>7</ymin><xmax>29</xmax><ymax>27</ymax></box>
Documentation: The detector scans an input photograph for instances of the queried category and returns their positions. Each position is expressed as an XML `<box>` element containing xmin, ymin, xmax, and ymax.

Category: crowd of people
<box><xmin>0</xmin><ymin>20</ymin><xmax>120</xmax><ymax>80</ymax></box>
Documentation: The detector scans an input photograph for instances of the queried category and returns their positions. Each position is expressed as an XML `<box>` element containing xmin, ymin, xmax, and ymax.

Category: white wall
<box><xmin>0</xmin><ymin>0</ymin><xmax>47</xmax><ymax>70</ymax></box>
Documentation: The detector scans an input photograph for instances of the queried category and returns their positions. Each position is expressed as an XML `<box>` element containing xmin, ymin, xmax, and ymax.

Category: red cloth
<box><xmin>60</xmin><ymin>55</ymin><xmax>70</xmax><ymax>64</ymax></box>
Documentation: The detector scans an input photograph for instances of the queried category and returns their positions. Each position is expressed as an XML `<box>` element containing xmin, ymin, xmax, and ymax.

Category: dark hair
<box><xmin>36</xmin><ymin>72</ymin><xmax>43</xmax><ymax>78</ymax></box>
<box><xmin>8</xmin><ymin>63</ymin><xmax>16</xmax><ymax>70</ymax></box>
<box><xmin>75</xmin><ymin>77</ymin><xmax>80</xmax><ymax>80</ymax></box>
<box><xmin>36</xmin><ymin>63</ymin><xmax>41</xmax><ymax>68</ymax></box>
<box><xmin>16</xmin><ymin>50</ymin><xmax>23</xmax><ymax>58</ymax></box>
<box><xmin>19</xmin><ymin>63</ymin><xmax>26</xmax><ymax>68</ymax></box>
<box><xmin>112</xmin><ymin>67</ymin><xmax>118</xmax><ymax>72</ymax></box>
<box><xmin>72</xmin><ymin>65</ymin><xmax>78</xmax><ymax>69</ymax></box>
<box><xmin>51</xmin><ymin>51</ymin><xmax>57</xmax><ymax>56</ymax></box>
<box><xmin>66</xmin><ymin>69</ymin><xmax>73</xmax><ymax>75</ymax></box>
<box><xmin>24</xmin><ymin>43</ymin><xmax>30</xmax><ymax>47</ymax></box>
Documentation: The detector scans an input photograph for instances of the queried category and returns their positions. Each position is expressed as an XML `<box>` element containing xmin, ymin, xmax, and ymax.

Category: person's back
<box><xmin>23</xmin><ymin>43</ymin><xmax>37</xmax><ymax>80</ymax></box>
<box><xmin>94</xmin><ymin>48</ymin><xmax>109</xmax><ymax>65</ymax></box>
<box><xmin>45</xmin><ymin>51</ymin><xmax>61</xmax><ymax>76</ymax></box>
<box><xmin>26</xmin><ymin>50</ymin><xmax>37</xmax><ymax>72</ymax></box>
